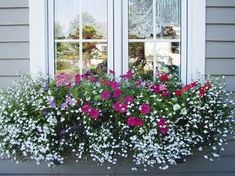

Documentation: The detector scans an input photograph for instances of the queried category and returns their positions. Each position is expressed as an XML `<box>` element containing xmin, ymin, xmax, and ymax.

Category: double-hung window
<box><xmin>29</xmin><ymin>0</ymin><xmax>205</xmax><ymax>83</ymax></box>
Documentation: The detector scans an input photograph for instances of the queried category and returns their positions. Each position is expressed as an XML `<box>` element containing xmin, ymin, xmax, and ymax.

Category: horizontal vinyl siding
<box><xmin>205</xmin><ymin>1</ymin><xmax>235</xmax><ymax>175</ymax></box>
<box><xmin>0</xmin><ymin>0</ymin><xmax>29</xmax><ymax>89</ymax></box>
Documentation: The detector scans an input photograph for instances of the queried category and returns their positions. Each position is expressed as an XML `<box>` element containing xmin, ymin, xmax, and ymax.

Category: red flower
<box><xmin>75</xmin><ymin>74</ymin><xmax>81</xmax><ymax>85</ymax></box>
<box><xmin>89</xmin><ymin>108</ymin><xmax>100</xmax><ymax>119</ymax></box>
<box><xmin>140</xmin><ymin>103</ymin><xmax>151</xmax><ymax>115</ymax></box>
<box><xmin>101</xmin><ymin>90</ymin><xmax>111</xmax><ymax>100</ymax></box>
<box><xmin>199</xmin><ymin>82</ymin><xmax>212</xmax><ymax>97</ymax></box>
<box><xmin>124</xmin><ymin>96</ymin><xmax>134</xmax><ymax>104</ymax></box>
<box><xmin>159</xmin><ymin>73</ymin><xmax>169</xmax><ymax>82</ymax></box>
<box><xmin>175</xmin><ymin>89</ymin><xmax>183</xmax><ymax>97</ymax></box>
<box><xmin>157</xmin><ymin>117</ymin><xmax>169</xmax><ymax>135</ymax></box>
<box><xmin>161</xmin><ymin>90</ymin><xmax>170</xmax><ymax>97</ymax></box>
<box><xmin>127</xmin><ymin>116</ymin><xmax>143</xmax><ymax>127</ymax></box>
<box><xmin>81</xmin><ymin>103</ymin><xmax>91</xmax><ymax>113</ymax></box>
<box><xmin>113</xmin><ymin>101</ymin><xmax>128</xmax><ymax>113</ymax></box>
<box><xmin>113</xmin><ymin>89</ymin><xmax>122</xmax><ymax>98</ymax></box>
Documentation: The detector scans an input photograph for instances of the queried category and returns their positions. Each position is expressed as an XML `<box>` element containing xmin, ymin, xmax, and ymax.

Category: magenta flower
<box><xmin>127</xmin><ymin>116</ymin><xmax>144</xmax><ymax>127</ymax></box>
<box><xmin>152</xmin><ymin>84</ymin><xmax>161</xmax><ymax>94</ymax></box>
<box><xmin>108</xmin><ymin>80</ymin><xmax>120</xmax><ymax>90</ymax></box>
<box><xmin>113</xmin><ymin>101</ymin><xmax>128</xmax><ymax>113</ymax></box>
<box><xmin>89</xmin><ymin>108</ymin><xmax>100</xmax><ymax>119</ymax></box>
<box><xmin>101</xmin><ymin>90</ymin><xmax>111</xmax><ymax>100</ymax></box>
<box><xmin>121</xmin><ymin>70</ymin><xmax>134</xmax><ymax>79</ymax></box>
<box><xmin>75</xmin><ymin>74</ymin><xmax>81</xmax><ymax>85</ymax></box>
<box><xmin>124</xmin><ymin>96</ymin><xmax>134</xmax><ymax>104</ymax></box>
<box><xmin>157</xmin><ymin>117</ymin><xmax>169</xmax><ymax>135</ymax></box>
<box><xmin>113</xmin><ymin>89</ymin><xmax>122</xmax><ymax>98</ymax></box>
<box><xmin>140</xmin><ymin>103</ymin><xmax>151</xmax><ymax>115</ymax></box>
<box><xmin>56</xmin><ymin>73</ymin><xmax>69</xmax><ymax>87</ymax></box>
<box><xmin>109</xmin><ymin>69</ymin><xmax>115</xmax><ymax>75</ymax></box>
<box><xmin>81</xmin><ymin>103</ymin><xmax>91</xmax><ymax>113</ymax></box>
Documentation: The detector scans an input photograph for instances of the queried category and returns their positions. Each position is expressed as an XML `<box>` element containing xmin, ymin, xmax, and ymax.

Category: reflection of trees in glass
<box><xmin>56</xmin><ymin>43</ymin><xmax>79</xmax><ymax>71</ymax></box>
<box><xmin>55</xmin><ymin>12</ymin><xmax>107</xmax><ymax>75</ymax></box>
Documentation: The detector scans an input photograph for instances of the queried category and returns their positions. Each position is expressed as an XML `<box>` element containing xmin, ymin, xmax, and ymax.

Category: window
<box><xmin>29</xmin><ymin>0</ymin><xmax>205</xmax><ymax>83</ymax></box>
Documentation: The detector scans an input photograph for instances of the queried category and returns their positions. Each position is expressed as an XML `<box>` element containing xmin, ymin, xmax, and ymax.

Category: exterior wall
<box><xmin>0</xmin><ymin>0</ymin><xmax>235</xmax><ymax>175</ymax></box>
<box><xmin>0</xmin><ymin>0</ymin><xmax>29</xmax><ymax>88</ymax></box>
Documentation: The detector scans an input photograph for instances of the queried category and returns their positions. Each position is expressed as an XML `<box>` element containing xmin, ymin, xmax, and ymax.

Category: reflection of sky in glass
<box><xmin>55</xmin><ymin>0</ymin><xmax>107</xmax><ymax>36</ymax></box>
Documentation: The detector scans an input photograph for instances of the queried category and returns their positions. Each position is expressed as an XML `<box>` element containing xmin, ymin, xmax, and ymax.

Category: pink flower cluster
<box><xmin>127</xmin><ymin>116</ymin><xmax>143</xmax><ymax>127</ymax></box>
<box><xmin>157</xmin><ymin>117</ymin><xmax>169</xmax><ymax>135</ymax></box>
<box><xmin>81</xmin><ymin>103</ymin><xmax>100</xmax><ymax>119</ymax></box>
<box><xmin>113</xmin><ymin>101</ymin><xmax>128</xmax><ymax>113</ymax></box>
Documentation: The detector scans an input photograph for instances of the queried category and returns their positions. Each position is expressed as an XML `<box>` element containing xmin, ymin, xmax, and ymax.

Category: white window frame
<box><xmin>29</xmin><ymin>0</ymin><xmax>205</xmax><ymax>83</ymax></box>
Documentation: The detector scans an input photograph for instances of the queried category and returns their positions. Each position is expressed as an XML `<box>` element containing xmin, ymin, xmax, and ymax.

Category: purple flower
<box><xmin>48</xmin><ymin>97</ymin><xmax>56</xmax><ymax>108</ymax></box>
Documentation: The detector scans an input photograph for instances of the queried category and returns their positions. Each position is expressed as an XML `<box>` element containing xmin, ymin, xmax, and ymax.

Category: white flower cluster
<box><xmin>0</xmin><ymin>75</ymin><xmax>63</xmax><ymax>166</ymax></box>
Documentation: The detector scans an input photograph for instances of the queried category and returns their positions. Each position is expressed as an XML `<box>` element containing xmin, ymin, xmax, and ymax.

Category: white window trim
<box><xmin>29</xmin><ymin>0</ymin><xmax>205</xmax><ymax>83</ymax></box>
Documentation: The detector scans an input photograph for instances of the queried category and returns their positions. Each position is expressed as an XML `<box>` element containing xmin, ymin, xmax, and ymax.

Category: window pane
<box><xmin>129</xmin><ymin>0</ymin><xmax>153</xmax><ymax>39</ymax></box>
<box><xmin>55</xmin><ymin>42</ymin><xmax>80</xmax><ymax>80</ymax></box>
<box><xmin>129</xmin><ymin>42</ymin><xmax>154</xmax><ymax>79</ymax></box>
<box><xmin>55</xmin><ymin>0</ymin><xmax>80</xmax><ymax>39</ymax></box>
<box><xmin>155</xmin><ymin>42</ymin><xmax>180</xmax><ymax>77</ymax></box>
<box><xmin>82</xmin><ymin>42</ymin><xmax>108</xmax><ymax>74</ymax></box>
<box><xmin>82</xmin><ymin>0</ymin><xmax>108</xmax><ymax>39</ymax></box>
<box><xmin>155</xmin><ymin>0</ymin><xmax>181</xmax><ymax>39</ymax></box>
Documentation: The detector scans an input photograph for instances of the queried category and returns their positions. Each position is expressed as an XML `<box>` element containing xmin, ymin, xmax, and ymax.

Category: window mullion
<box><xmin>153</xmin><ymin>0</ymin><xmax>157</xmax><ymax>80</ymax></box>
<box><xmin>79</xmin><ymin>0</ymin><xmax>83</xmax><ymax>75</ymax></box>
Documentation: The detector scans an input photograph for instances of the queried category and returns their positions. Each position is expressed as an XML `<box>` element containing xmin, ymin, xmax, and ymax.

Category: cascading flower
<box><xmin>121</xmin><ymin>70</ymin><xmax>134</xmax><ymax>79</ymax></box>
<box><xmin>108</xmin><ymin>80</ymin><xmax>120</xmax><ymax>90</ymax></box>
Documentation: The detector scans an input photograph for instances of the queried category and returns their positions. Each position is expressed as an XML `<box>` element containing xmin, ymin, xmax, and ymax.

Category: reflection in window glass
<box><xmin>54</xmin><ymin>0</ymin><xmax>108</xmax><ymax>80</ymax></box>
<box><xmin>55</xmin><ymin>42</ymin><xmax>80</xmax><ymax>80</ymax></box>
<box><xmin>82</xmin><ymin>42</ymin><xmax>108</xmax><ymax>74</ymax></box>
<box><xmin>128</xmin><ymin>0</ymin><xmax>181</xmax><ymax>79</ymax></box>
<box><xmin>129</xmin><ymin>0</ymin><xmax>153</xmax><ymax>39</ymax></box>
<box><xmin>129</xmin><ymin>42</ymin><xmax>153</xmax><ymax>79</ymax></box>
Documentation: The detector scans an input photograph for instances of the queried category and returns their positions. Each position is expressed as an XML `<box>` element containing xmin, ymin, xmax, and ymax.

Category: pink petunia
<box><xmin>108</xmin><ymin>80</ymin><xmax>120</xmax><ymax>90</ymax></box>
<box><xmin>121</xmin><ymin>70</ymin><xmax>134</xmax><ymax>79</ymax></box>
<box><xmin>152</xmin><ymin>84</ymin><xmax>161</xmax><ymax>94</ymax></box>
<box><xmin>89</xmin><ymin>108</ymin><xmax>100</xmax><ymax>119</ymax></box>
<box><xmin>140</xmin><ymin>103</ymin><xmax>151</xmax><ymax>115</ymax></box>
<box><xmin>113</xmin><ymin>101</ymin><xmax>128</xmax><ymax>113</ymax></box>
<box><xmin>127</xmin><ymin>116</ymin><xmax>143</xmax><ymax>127</ymax></box>
<box><xmin>101</xmin><ymin>90</ymin><xmax>111</xmax><ymax>100</ymax></box>
<box><xmin>75</xmin><ymin>74</ymin><xmax>81</xmax><ymax>85</ymax></box>
<box><xmin>56</xmin><ymin>73</ymin><xmax>69</xmax><ymax>87</ymax></box>
<box><xmin>124</xmin><ymin>96</ymin><xmax>134</xmax><ymax>104</ymax></box>
<box><xmin>81</xmin><ymin>103</ymin><xmax>91</xmax><ymax>113</ymax></box>
<box><xmin>159</xmin><ymin>84</ymin><xmax>167</xmax><ymax>91</ymax></box>
<box><xmin>113</xmin><ymin>89</ymin><xmax>122</xmax><ymax>98</ymax></box>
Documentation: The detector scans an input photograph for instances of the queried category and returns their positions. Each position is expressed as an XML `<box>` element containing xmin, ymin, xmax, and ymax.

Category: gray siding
<box><xmin>205</xmin><ymin>1</ymin><xmax>235</xmax><ymax>175</ymax></box>
<box><xmin>0</xmin><ymin>0</ymin><xmax>29</xmax><ymax>88</ymax></box>
<box><xmin>0</xmin><ymin>0</ymin><xmax>235</xmax><ymax>175</ymax></box>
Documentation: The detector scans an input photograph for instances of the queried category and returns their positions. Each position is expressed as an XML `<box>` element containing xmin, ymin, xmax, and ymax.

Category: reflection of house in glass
<box><xmin>129</xmin><ymin>42</ymin><xmax>180</xmax><ymax>75</ymax></box>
